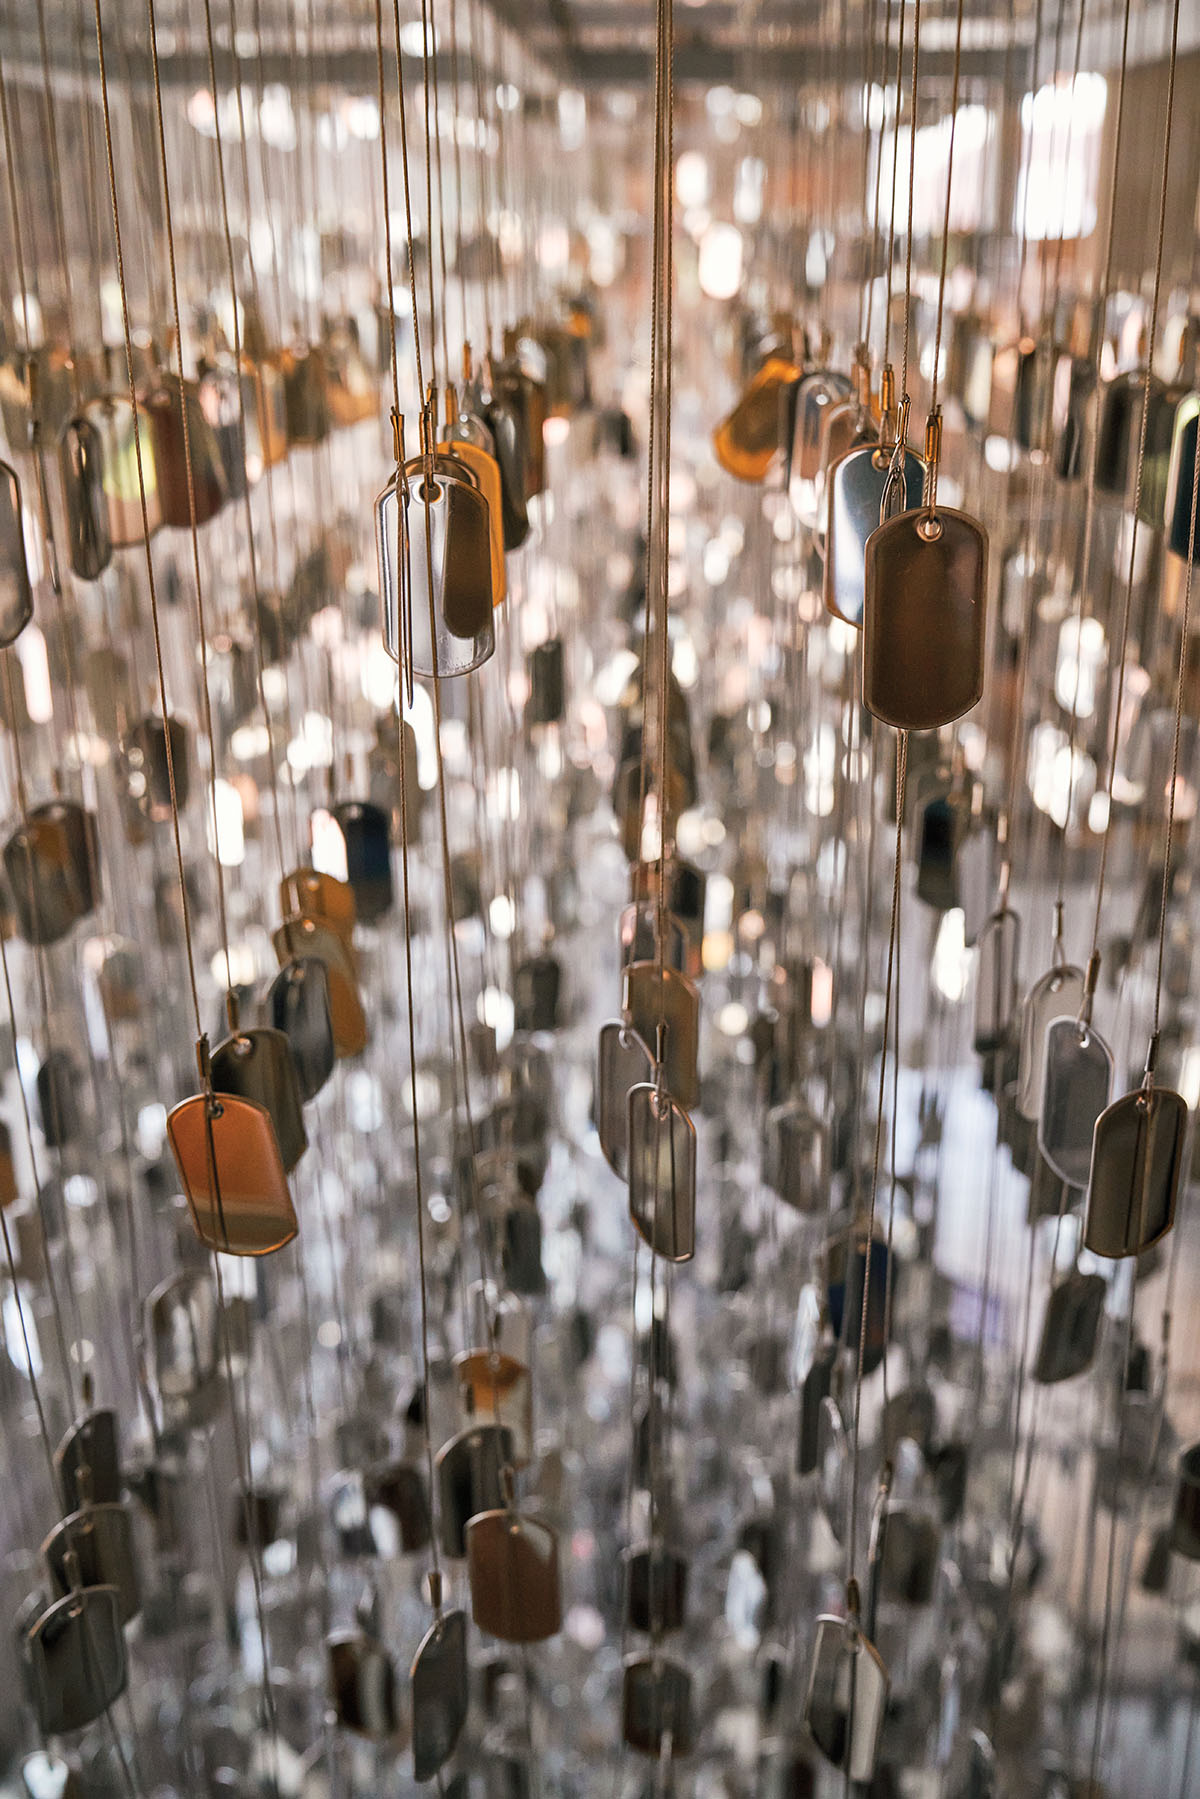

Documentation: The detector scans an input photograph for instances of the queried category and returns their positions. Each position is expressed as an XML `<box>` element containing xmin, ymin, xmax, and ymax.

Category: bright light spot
<box><xmin>317</xmin><ymin>1320</ymin><xmax>342</xmax><ymax>1349</ymax></box>
<box><xmin>400</xmin><ymin>19</ymin><xmax>435</xmax><ymax>54</ymax></box>
<box><xmin>1055</xmin><ymin>615</ymin><xmax>1105</xmax><ymax>718</ymax></box>
<box><xmin>496</xmin><ymin>82</ymin><xmax>520</xmax><ymax>112</ymax></box>
<box><xmin>1016</xmin><ymin>74</ymin><xmax>1106</xmax><ymax>240</ymax></box>
<box><xmin>675</xmin><ymin>150</ymin><xmax>709</xmax><ymax>208</ymax></box>
<box><xmin>718</xmin><ymin>1001</ymin><xmax>749</xmax><ymax>1037</ymax></box>
<box><xmin>211</xmin><ymin>943</ymin><xmax>256</xmax><ymax>989</ymax></box>
<box><xmin>478</xmin><ymin>986</ymin><xmax>514</xmax><ymax>1051</ymax></box>
<box><xmin>698</xmin><ymin>222</ymin><xmax>743</xmax><ymax>300</ymax></box>
<box><xmin>558</xmin><ymin>88</ymin><xmax>586</xmax><ymax>149</ymax></box>
<box><xmin>4</xmin><ymin>1293</ymin><xmax>41</xmax><ymax>1377</ymax></box>
<box><xmin>208</xmin><ymin>779</ymin><xmax>245</xmax><ymax>867</ymax></box>
<box><xmin>16</xmin><ymin>627</ymin><xmax>52</xmax><ymax>724</ymax></box>
<box><xmin>137</xmin><ymin>1103</ymin><xmax>167</xmax><ymax>1160</ymax></box>
<box><xmin>811</xmin><ymin>958</ymin><xmax>833</xmax><ymax>1027</ymax></box>
<box><xmin>489</xmin><ymin>895</ymin><xmax>515</xmax><ymax>939</ymax></box>
<box><xmin>932</xmin><ymin>908</ymin><xmax>969</xmax><ymax>1002</ymax></box>
<box><xmin>734</xmin><ymin>156</ymin><xmax>765</xmax><ymax>224</ymax></box>
<box><xmin>544</xmin><ymin>414</ymin><xmax>569</xmax><ymax>449</ymax></box>
<box><xmin>310</xmin><ymin>807</ymin><xmax>349</xmax><ymax>882</ymax></box>
<box><xmin>259</xmin><ymin>85</ymin><xmax>297</xmax><ymax>151</ymax></box>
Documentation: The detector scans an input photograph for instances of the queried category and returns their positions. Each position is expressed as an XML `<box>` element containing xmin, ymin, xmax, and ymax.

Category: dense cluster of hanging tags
<box><xmin>0</xmin><ymin>0</ymin><xmax>1196</xmax><ymax>1790</ymax></box>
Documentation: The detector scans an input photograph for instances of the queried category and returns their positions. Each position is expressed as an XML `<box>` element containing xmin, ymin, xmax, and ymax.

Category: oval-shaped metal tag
<box><xmin>1037</xmin><ymin>1017</ymin><xmax>1113</xmax><ymax>1189</ymax></box>
<box><xmin>627</xmin><ymin>1082</ymin><xmax>696</xmax><ymax>1262</ymax></box>
<box><xmin>1083</xmin><ymin>1084</ymin><xmax>1186</xmax><ymax>1259</ymax></box>
<box><xmin>465</xmin><ymin>1509</ymin><xmax>562</xmax><ymax>1643</ymax></box>
<box><xmin>803</xmin><ymin>1613</ymin><xmax>889</xmax><ymax>1783</ymax></box>
<box><xmin>620</xmin><ymin>1652</ymin><xmax>695</xmax><ymax>1758</ymax></box>
<box><xmin>211</xmin><ymin>1026</ymin><xmax>308</xmax><ymax>1174</ymax></box>
<box><xmin>863</xmin><ymin>507</ymin><xmax>988</xmax><ymax>730</ymax></box>
<box><xmin>411</xmin><ymin>1607</ymin><xmax>469</xmax><ymax>1781</ymax></box>
<box><xmin>166</xmin><ymin>1090</ymin><xmax>298</xmax><ymax>1255</ymax></box>
<box><xmin>1017</xmin><ymin>965</ymin><xmax>1085</xmax><ymax>1121</ymax></box>
<box><xmin>23</xmin><ymin>1584</ymin><xmax>127</xmax><ymax>1736</ymax></box>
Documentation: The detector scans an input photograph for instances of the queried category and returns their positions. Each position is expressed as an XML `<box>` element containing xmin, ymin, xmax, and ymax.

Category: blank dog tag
<box><xmin>1166</xmin><ymin>395</ymin><xmax>1200</xmax><ymax>563</ymax></box>
<box><xmin>712</xmin><ymin>354</ymin><xmax>801</xmax><ymax>484</ymax></box>
<box><xmin>623</xmin><ymin>962</ymin><xmax>700</xmax><ymax>1110</ymax></box>
<box><xmin>4</xmin><ymin>800</ymin><xmax>101</xmax><ymax>945</ymax></box>
<box><xmin>826</xmin><ymin>1230</ymin><xmax>889</xmax><ymax>1375</ymax></box>
<box><xmin>332</xmin><ymin>800</ymin><xmax>393</xmax><ymax>925</ymax></box>
<box><xmin>596</xmin><ymin>1021</ymin><xmax>654</xmax><ymax>1177</ymax></box>
<box><xmin>797</xmin><ymin>1335</ymin><xmax>837</xmax><ymax>1476</ymax></box>
<box><xmin>125</xmin><ymin>714</ymin><xmax>191</xmax><ymax>823</ymax></box>
<box><xmin>762</xmin><ymin>1097</ymin><xmax>826</xmax><ymax>1213</ymax></box>
<box><xmin>973</xmin><ymin>909</ymin><xmax>1021</xmax><ymax>1055</ymax></box>
<box><xmin>878</xmin><ymin>1507</ymin><xmax>941</xmax><ymax>1605</ymax></box>
<box><xmin>1170</xmin><ymin>1442</ymin><xmax>1200</xmax><ymax>1560</ymax></box>
<box><xmin>42</xmin><ymin>1503</ymin><xmax>140</xmax><ymax>1623</ymax></box>
<box><xmin>37</xmin><ymin>1050</ymin><xmax>81</xmax><ymax>1149</ymax></box>
<box><xmin>627</xmin><ymin>1083</ymin><xmax>696</xmax><ymax>1262</ymax></box>
<box><xmin>1017</xmin><ymin>965</ymin><xmax>1085</xmax><ymax>1121</ymax></box>
<box><xmin>0</xmin><ymin>461</ymin><xmax>32</xmax><ymax>643</ymax></box>
<box><xmin>526</xmin><ymin>637</ymin><xmax>565</xmax><ymax>725</ymax></box>
<box><xmin>167</xmin><ymin>1090</ymin><xmax>298</xmax><ymax>1256</ymax></box>
<box><xmin>1084</xmin><ymin>1085</ymin><xmax>1186</xmax><ymax>1259</ymax></box>
<box><xmin>792</xmin><ymin>370</ymin><xmax>853</xmax><ymax>482</ymax></box>
<box><xmin>364</xmin><ymin>1459</ymin><xmax>430</xmax><ymax>1553</ymax></box>
<box><xmin>23</xmin><ymin>1585</ymin><xmax>126</xmax><ymax>1735</ymax></box>
<box><xmin>278</xmin><ymin>866</ymin><xmax>356</xmax><ymax>944</ymax></box>
<box><xmin>825</xmin><ymin>444</ymin><xmax>924</xmax><ymax>628</ymax></box>
<box><xmin>483</xmin><ymin>382</ymin><xmax>531</xmax><ymax>549</ymax></box>
<box><xmin>1038</xmin><ymin>1018</ymin><xmax>1113</xmax><ymax>1189</ymax></box>
<box><xmin>265</xmin><ymin>957</ymin><xmax>335</xmax><ymax>1102</ymax></box>
<box><xmin>1095</xmin><ymin>370</ymin><xmax>1177</xmax><ymax>521</ymax></box>
<box><xmin>621</xmin><ymin>1653</ymin><xmax>695</xmax><ymax>1758</ymax></box>
<box><xmin>623</xmin><ymin>1542</ymin><xmax>689</xmax><ymax>1634</ymax></box>
<box><xmin>1032</xmin><ymin>1270</ymin><xmax>1106</xmax><ymax>1385</ymax></box>
<box><xmin>817</xmin><ymin>1396</ymin><xmax>850</xmax><ymax>1541</ymax></box>
<box><xmin>83</xmin><ymin>393</ymin><xmax>162</xmax><ymax>545</ymax></box>
<box><xmin>466</xmin><ymin>1510</ymin><xmax>562</xmax><ymax>1643</ymax></box>
<box><xmin>273</xmin><ymin>915</ymin><xmax>367</xmax><ymax>1058</ymax></box>
<box><xmin>144</xmin><ymin>379</ymin><xmax>229</xmax><ymax>528</ymax></box>
<box><xmin>916</xmin><ymin>788</ymin><xmax>964</xmax><ymax>911</ymax></box>
<box><xmin>435</xmin><ymin>1423</ymin><xmax>514</xmax><ymax>1559</ymax></box>
<box><xmin>863</xmin><ymin>508</ymin><xmax>988</xmax><ymax>730</ymax></box>
<box><xmin>405</xmin><ymin>466</ymin><xmax>495</xmax><ymax>675</ymax></box>
<box><xmin>327</xmin><ymin>1629</ymin><xmax>401</xmax><ymax>1742</ymax></box>
<box><xmin>803</xmin><ymin>1613</ymin><xmax>889</xmax><ymax>1783</ymax></box>
<box><xmin>513</xmin><ymin>953</ymin><xmax>561</xmax><ymax>1034</ymax></box>
<box><xmin>59</xmin><ymin>418</ymin><xmax>112</xmax><ymax>580</ymax></box>
<box><xmin>55</xmin><ymin>1410</ymin><xmax>121</xmax><ymax>1512</ymax></box>
<box><xmin>618</xmin><ymin>902</ymin><xmax>687</xmax><ymax>974</ymax></box>
<box><xmin>145</xmin><ymin>1271</ymin><xmax>224</xmax><ymax>1425</ymax></box>
<box><xmin>211</xmin><ymin>1027</ymin><xmax>308</xmax><ymax>1174</ymax></box>
<box><xmin>411</xmin><ymin>1607</ymin><xmax>469</xmax><ymax>1781</ymax></box>
<box><xmin>455</xmin><ymin>1349</ymin><xmax>533</xmax><ymax>1468</ymax></box>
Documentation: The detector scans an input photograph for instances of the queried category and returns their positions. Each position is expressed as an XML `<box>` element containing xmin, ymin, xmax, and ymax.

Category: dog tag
<box><xmin>265</xmin><ymin>957</ymin><xmax>335</xmax><ymax>1102</ymax></box>
<box><xmin>1170</xmin><ymin>1443</ymin><xmax>1200</xmax><ymax>1560</ymax></box>
<box><xmin>0</xmin><ymin>461</ymin><xmax>32</xmax><ymax>644</ymax></box>
<box><xmin>411</xmin><ymin>1608</ymin><xmax>469</xmax><ymax>1781</ymax></box>
<box><xmin>623</xmin><ymin>963</ymin><xmax>699</xmax><ymax>1110</ymax></box>
<box><xmin>332</xmin><ymin>800</ymin><xmax>393</xmax><ymax>924</ymax></box>
<box><xmin>973</xmin><ymin>908</ymin><xmax>1021</xmax><ymax>1055</ymax></box>
<box><xmin>435</xmin><ymin>1423</ymin><xmax>514</xmax><ymax>1558</ymax></box>
<box><xmin>1095</xmin><ymin>369</ymin><xmax>1178</xmax><ymax>521</ymax></box>
<box><xmin>796</xmin><ymin>1334</ymin><xmax>837</xmax><ymax>1476</ymax></box>
<box><xmin>364</xmin><ymin>1460</ymin><xmax>430</xmax><ymax>1552</ymax></box>
<box><xmin>827</xmin><ymin>1230</ymin><xmax>889</xmax><ymax>1375</ymax></box>
<box><xmin>23</xmin><ymin>1585</ymin><xmax>126</xmax><ymax>1735</ymax></box>
<box><xmin>482</xmin><ymin>377</ymin><xmax>531</xmax><ymax>550</ymax></box>
<box><xmin>4</xmin><ymin>801</ymin><xmax>101</xmax><ymax>945</ymax></box>
<box><xmin>81</xmin><ymin>393</ymin><xmax>162</xmax><ymax>545</ymax></box>
<box><xmin>1054</xmin><ymin>353</ymin><xmax>1097</xmax><ymax>482</ymax></box>
<box><xmin>273</xmin><ymin>915</ymin><xmax>367</xmax><ymax>1058</ymax></box>
<box><xmin>144</xmin><ymin>378</ymin><xmax>229</xmax><ymax>528</ymax></box>
<box><xmin>621</xmin><ymin>1653</ymin><xmax>695</xmax><ymax>1758</ymax></box>
<box><xmin>167</xmin><ymin>1090</ymin><xmax>298</xmax><ymax>1256</ymax></box>
<box><xmin>1166</xmin><ymin>394</ymin><xmax>1200</xmax><ymax>562</ymax></box>
<box><xmin>211</xmin><ymin>1027</ymin><xmax>308</xmax><ymax>1175</ymax></box>
<box><xmin>145</xmin><ymin>1271</ymin><xmax>224</xmax><ymax>1426</ymax></box>
<box><xmin>817</xmin><ymin>1396</ymin><xmax>850</xmax><ymax>1540</ymax></box>
<box><xmin>55</xmin><ymin>1410</ymin><xmax>121</xmax><ymax>1512</ymax></box>
<box><xmin>1017</xmin><ymin>965</ymin><xmax>1085</xmax><ymax>1120</ymax></box>
<box><xmin>597</xmin><ymin>1021</ymin><xmax>654</xmax><ymax>1177</ymax></box>
<box><xmin>42</xmin><ymin>1503</ymin><xmax>140</xmax><ymax>1624</ymax></box>
<box><xmin>1032</xmin><ymin>1270</ymin><xmax>1106</xmax><ymax>1385</ymax></box>
<box><xmin>278</xmin><ymin>866</ymin><xmax>356</xmax><ymax>944</ymax></box>
<box><xmin>864</xmin><ymin>507</ymin><xmax>988</xmax><ymax>729</ymax></box>
<box><xmin>1084</xmin><ymin>1084</ymin><xmax>1186</xmax><ymax>1258</ymax></box>
<box><xmin>455</xmin><ymin>1349</ymin><xmax>534</xmax><ymax>1468</ymax></box>
<box><xmin>513</xmin><ymin>953</ymin><xmax>561</xmax><ymax>1033</ymax></box>
<box><xmin>526</xmin><ymin>637</ymin><xmax>564</xmax><ymax>724</ymax></box>
<box><xmin>59</xmin><ymin>418</ymin><xmax>112</xmax><ymax>580</ymax></box>
<box><xmin>792</xmin><ymin>370</ymin><xmax>853</xmax><ymax>483</ymax></box>
<box><xmin>398</xmin><ymin>460</ymin><xmax>495</xmax><ymax>677</ymax></box>
<box><xmin>1038</xmin><ymin>1018</ymin><xmax>1113</xmax><ymax>1189</ymax></box>
<box><xmin>124</xmin><ymin>714</ymin><xmax>190</xmax><ymax>823</ymax></box>
<box><xmin>878</xmin><ymin>1507</ymin><xmax>941</xmax><ymax>1605</ymax></box>
<box><xmin>627</xmin><ymin>1084</ymin><xmax>696</xmax><ymax>1262</ymax></box>
<box><xmin>327</xmin><ymin>1629</ymin><xmax>401</xmax><ymax>1742</ymax></box>
<box><xmin>465</xmin><ymin>1510</ymin><xmax>562</xmax><ymax>1643</ymax></box>
<box><xmin>803</xmin><ymin>1613</ymin><xmax>889</xmax><ymax>1783</ymax></box>
<box><xmin>763</xmin><ymin>1096</ymin><xmax>826</xmax><ymax>1213</ymax></box>
<box><xmin>713</xmin><ymin>353</ymin><xmax>801</xmax><ymax>483</ymax></box>
<box><xmin>37</xmin><ymin>1049</ymin><xmax>82</xmax><ymax>1148</ymax></box>
<box><xmin>440</xmin><ymin>390</ymin><xmax>506</xmax><ymax>605</ymax></box>
<box><xmin>624</xmin><ymin>1543</ymin><xmax>689</xmax><ymax>1634</ymax></box>
<box><xmin>825</xmin><ymin>444</ymin><xmax>924</xmax><ymax>627</ymax></box>
<box><xmin>282</xmin><ymin>344</ymin><xmax>331</xmax><ymax>445</ymax></box>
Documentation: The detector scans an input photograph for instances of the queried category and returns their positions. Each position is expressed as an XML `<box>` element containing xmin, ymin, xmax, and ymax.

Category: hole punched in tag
<box><xmin>863</xmin><ymin>407</ymin><xmax>988</xmax><ymax>731</ymax></box>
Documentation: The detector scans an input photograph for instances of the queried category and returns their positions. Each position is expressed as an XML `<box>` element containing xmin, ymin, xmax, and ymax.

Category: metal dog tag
<box><xmin>1084</xmin><ymin>1084</ymin><xmax>1186</xmax><ymax>1259</ymax></box>
<box><xmin>762</xmin><ymin>1097</ymin><xmax>826</xmax><ymax>1213</ymax></box>
<box><xmin>167</xmin><ymin>1090</ymin><xmax>299</xmax><ymax>1256</ymax></box>
<box><xmin>1032</xmin><ymin>1270</ymin><xmax>1106</xmax><ymax>1385</ymax></box>
<box><xmin>1017</xmin><ymin>965</ymin><xmax>1085</xmax><ymax>1120</ymax></box>
<box><xmin>627</xmin><ymin>1083</ymin><xmax>696</xmax><ymax>1262</ymax></box>
<box><xmin>265</xmin><ymin>957</ymin><xmax>335</xmax><ymax>1102</ymax></box>
<box><xmin>0</xmin><ymin>461</ymin><xmax>32</xmax><ymax>642</ymax></box>
<box><xmin>331</xmin><ymin>800</ymin><xmax>393</xmax><ymax>925</ymax></box>
<box><xmin>803</xmin><ymin>1613</ymin><xmax>889</xmax><ymax>1783</ymax></box>
<box><xmin>863</xmin><ymin>508</ymin><xmax>988</xmax><ymax>730</ymax></box>
<box><xmin>623</xmin><ymin>962</ymin><xmax>700</xmax><ymax>1110</ymax></box>
<box><xmin>327</xmin><ymin>1628</ymin><xmax>401</xmax><ymax>1743</ymax></box>
<box><xmin>1038</xmin><ymin>1018</ymin><xmax>1113</xmax><ymax>1189</ymax></box>
<box><xmin>466</xmin><ymin>1510</ymin><xmax>562</xmax><ymax>1643</ymax></box>
<box><xmin>211</xmin><ymin>1027</ymin><xmax>308</xmax><ymax>1174</ymax></box>
<box><xmin>4</xmin><ymin>801</ymin><xmax>101</xmax><ymax>945</ymax></box>
<box><xmin>55</xmin><ymin>1410</ymin><xmax>121</xmax><ymax>1512</ymax></box>
<box><xmin>825</xmin><ymin>444</ymin><xmax>924</xmax><ymax>628</ymax></box>
<box><xmin>273</xmin><ymin>914</ymin><xmax>367</xmax><ymax>1058</ymax></box>
<box><xmin>411</xmin><ymin>1607</ymin><xmax>469</xmax><ymax>1781</ymax></box>
<box><xmin>23</xmin><ymin>1585</ymin><xmax>127</xmax><ymax>1735</ymax></box>
<box><xmin>1170</xmin><ymin>1443</ymin><xmax>1200</xmax><ymax>1560</ymax></box>
<box><xmin>435</xmin><ymin>1423</ymin><xmax>514</xmax><ymax>1558</ymax></box>
<box><xmin>621</xmin><ymin>1653</ymin><xmax>695</xmax><ymax>1757</ymax></box>
<box><xmin>973</xmin><ymin>908</ymin><xmax>1021</xmax><ymax>1055</ymax></box>
<box><xmin>42</xmin><ymin>1503</ymin><xmax>140</xmax><ymax>1623</ymax></box>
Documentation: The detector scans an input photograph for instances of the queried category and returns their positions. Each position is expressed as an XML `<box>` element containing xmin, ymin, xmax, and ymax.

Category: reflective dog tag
<box><xmin>4</xmin><ymin>801</ymin><xmax>101</xmax><ymax>945</ymax></box>
<box><xmin>973</xmin><ymin>908</ymin><xmax>1021</xmax><ymax>1055</ymax></box>
<box><xmin>364</xmin><ymin>1459</ymin><xmax>430</xmax><ymax>1552</ymax></box>
<box><xmin>211</xmin><ymin>1027</ymin><xmax>307</xmax><ymax>1175</ymax></box>
<box><xmin>42</xmin><ymin>1504</ymin><xmax>140</xmax><ymax>1624</ymax></box>
<box><xmin>23</xmin><ymin>1584</ymin><xmax>126</xmax><ymax>1735</ymax></box>
<box><xmin>1038</xmin><ymin>1018</ymin><xmax>1113</xmax><ymax>1189</ymax></box>
<box><xmin>167</xmin><ymin>1090</ymin><xmax>299</xmax><ymax>1255</ymax></box>
<box><xmin>145</xmin><ymin>1270</ymin><xmax>224</xmax><ymax>1424</ymax></box>
<box><xmin>1084</xmin><ymin>1084</ymin><xmax>1186</xmax><ymax>1259</ymax></box>
<box><xmin>81</xmin><ymin>393</ymin><xmax>162</xmax><ymax>545</ymax></box>
<box><xmin>55</xmin><ymin>1410</ymin><xmax>121</xmax><ymax>1512</ymax></box>
<box><xmin>465</xmin><ymin>1510</ymin><xmax>562</xmax><ymax>1643</ymax></box>
<box><xmin>0</xmin><ymin>461</ymin><xmax>32</xmax><ymax>643</ymax></box>
<box><xmin>1017</xmin><ymin>965</ymin><xmax>1085</xmax><ymax>1121</ymax></box>
<box><xmin>483</xmin><ymin>378</ymin><xmax>531</xmax><ymax>549</ymax></box>
<box><xmin>803</xmin><ymin>1613</ymin><xmax>889</xmax><ymax>1783</ymax></box>
<box><xmin>332</xmin><ymin>800</ymin><xmax>393</xmax><ymax>924</ymax></box>
<box><xmin>144</xmin><ymin>378</ymin><xmax>229</xmax><ymax>528</ymax></box>
<box><xmin>623</xmin><ymin>963</ymin><xmax>700</xmax><ymax>1110</ymax></box>
<box><xmin>513</xmin><ymin>953</ymin><xmax>561</xmax><ymax>1034</ymax></box>
<box><xmin>863</xmin><ymin>508</ymin><xmax>988</xmax><ymax>730</ymax></box>
<box><xmin>278</xmin><ymin>866</ymin><xmax>357</xmax><ymax>944</ymax></box>
<box><xmin>411</xmin><ymin>1607</ymin><xmax>469</xmax><ymax>1781</ymax></box>
<box><xmin>712</xmin><ymin>354</ymin><xmax>801</xmax><ymax>484</ymax></box>
<box><xmin>621</xmin><ymin>1653</ymin><xmax>695</xmax><ymax>1758</ymax></box>
<box><xmin>59</xmin><ymin>418</ymin><xmax>112</xmax><ymax>581</ymax></box>
<box><xmin>825</xmin><ymin>444</ymin><xmax>924</xmax><ymax>628</ymax></box>
<box><xmin>627</xmin><ymin>1083</ymin><xmax>696</xmax><ymax>1262</ymax></box>
<box><xmin>1032</xmin><ymin>1270</ymin><xmax>1106</xmax><ymax>1385</ymax></box>
<box><xmin>827</xmin><ymin>1230</ymin><xmax>889</xmax><ymax>1375</ymax></box>
<box><xmin>792</xmin><ymin>369</ymin><xmax>853</xmax><ymax>483</ymax></box>
<box><xmin>817</xmin><ymin>1396</ymin><xmax>850</xmax><ymax>1541</ymax></box>
<box><xmin>435</xmin><ymin>1423</ymin><xmax>514</xmax><ymax>1558</ymax></box>
<box><xmin>763</xmin><ymin>1096</ymin><xmax>826</xmax><ymax>1213</ymax></box>
<box><xmin>796</xmin><ymin>1334</ymin><xmax>837</xmax><ymax>1476</ymax></box>
<box><xmin>327</xmin><ymin>1628</ymin><xmax>401</xmax><ymax>1742</ymax></box>
<box><xmin>1165</xmin><ymin>394</ymin><xmax>1200</xmax><ymax>563</ymax></box>
<box><xmin>273</xmin><ymin>915</ymin><xmax>367</xmax><ymax>1058</ymax></box>
<box><xmin>265</xmin><ymin>957</ymin><xmax>335</xmax><ymax>1102</ymax></box>
<box><xmin>878</xmin><ymin>1507</ymin><xmax>941</xmax><ymax>1605</ymax></box>
<box><xmin>37</xmin><ymin>1049</ymin><xmax>81</xmax><ymax>1148</ymax></box>
<box><xmin>623</xmin><ymin>1542</ymin><xmax>689</xmax><ymax>1634</ymax></box>
<box><xmin>394</xmin><ymin>462</ymin><xmax>495</xmax><ymax>678</ymax></box>
<box><xmin>597</xmin><ymin>1021</ymin><xmax>654</xmax><ymax>1177</ymax></box>
<box><xmin>455</xmin><ymin>1349</ymin><xmax>534</xmax><ymax>1468</ymax></box>
<box><xmin>526</xmin><ymin>637</ymin><xmax>564</xmax><ymax>725</ymax></box>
